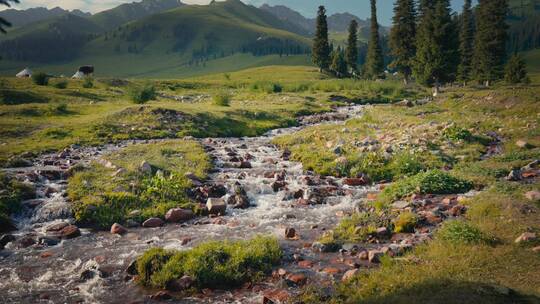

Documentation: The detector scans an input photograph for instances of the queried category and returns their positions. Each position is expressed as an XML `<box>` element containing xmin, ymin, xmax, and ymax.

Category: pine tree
<box><xmin>312</xmin><ymin>6</ymin><xmax>331</xmax><ymax>72</ymax></box>
<box><xmin>331</xmin><ymin>47</ymin><xmax>347</xmax><ymax>78</ymax></box>
<box><xmin>0</xmin><ymin>0</ymin><xmax>19</xmax><ymax>33</ymax></box>
<box><xmin>364</xmin><ymin>0</ymin><xmax>384</xmax><ymax>79</ymax></box>
<box><xmin>413</xmin><ymin>0</ymin><xmax>459</xmax><ymax>93</ymax></box>
<box><xmin>504</xmin><ymin>54</ymin><xmax>529</xmax><ymax>84</ymax></box>
<box><xmin>345</xmin><ymin>20</ymin><xmax>359</xmax><ymax>73</ymax></box>
<box><xmin>472</xmin><ymin>0</ymin><xmax>509</xmax><ymax>86</ymax></box>
<box><xmin>457</xmin><ymin>0</ymin><xmax>474</xmax><ymax>84</ymax></box>
<box><xmin>389</xmin><ymin>0</ymin><xmax>416</xmax><ymax>84</ymax></box>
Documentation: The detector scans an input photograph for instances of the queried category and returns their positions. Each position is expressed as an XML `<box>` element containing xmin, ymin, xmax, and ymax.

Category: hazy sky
<box><xmin>3</xmin><ymin>0</ymin><xmax>476</xmax><ymax>25</ymax></box>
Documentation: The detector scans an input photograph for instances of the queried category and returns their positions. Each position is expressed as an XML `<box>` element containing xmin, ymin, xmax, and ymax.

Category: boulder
<box><xmin>515</xmin><ymin>140</ymin><xmax>530</xmax><ymax>149</ymax></box>
<box><xmin>139</xmin><ymin>161</ymin><xmax>152</xmax><ymax>174</ymax></box>
<box><xmin>342</xmin><ymin>269</ymin><xmax>359</xmax><ymax>282</ymax></box>
<box><xmin>525</xmin><ymin>191</ymin><xmax>540</xmax><ymax>201</ymax></box>
<box><xmin>226</xmin><ymin>194</ymin><xmax>250</xmax><ymax>209</ymax></box>
<box><xmin>45</xmin><ymin>221</ymin><xmax>69</xmax><ymax>232</ymax></box>
<box><xmin>206</xmin><ymin>198</ymin><xmax>227</xmax><ymax>215</ymax></box>
<box><xmin>368</xmin><ymin>250</ymin><xmax>384</xmax><ymax>263</ymax></box>
<box><xmin>343</xmin><ymin>177</ymin><xmax>369</xmax><ymax>186</ymax></box>
<box><xmin>285</xmin><ymin>273</ymin><xmax>307</xmax><ymax>286</ymax></box>
<box><xmin>110</xmin><ymin>223</ymin><xmax>128</xmax><ymax>235</ymax></box>
<box><xmin>263</xmin><ymin>289</ymin><xmax>290</xmax><ymax>304</ymax></box>
<box><xmin>506</xmin><ymin>169</ymin><xmax>522</xmax><ymax>181</ymax></box>
<box><xmin>166</xmin><ymin>275</ymin><xmax>194</xmax><ymax>291</ymax></box>
<box><xmin>165</xmin><ymin>208</ymin><xmax>194</xmax><ymax>223</ymax></box>
<box><xmin>284</xmin><ymin>227</ymin><xmax>297</xmax><ymax>239</ymax></box>
<box><xmin>239</xmin><ymin>161</ymin><xmax>252</xmax><ymax>169</ymax></box>
<box><xmin>515</xmin><ymin>232</ymin><xmax>536</xmax><ymax>243</ymax></box>
<box><xmin>142</xmin><ymin>218</ymin><xmax>164</xmax><ymax>228</ymax></box>
<box><xmin>60</xmin><ymin>225</ymin><xmax>81</xmax><ymax>239</ymax></box>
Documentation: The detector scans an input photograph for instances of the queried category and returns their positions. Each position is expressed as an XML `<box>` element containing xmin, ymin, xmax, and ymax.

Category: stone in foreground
<box><xmin>165</xmin><ymin>208</ymin><xmax>194</xmax><ymax>223</ymax></box>
<box><xmin>110</xmin><ymin>223</ymin><xmax>128</xmax><ymax>235</ymax></box>
<box><xmin>142</xmin><ymin>217</ymin><xmax>164</xmax><ymax>228</ymax></box>
<box><xmin>206</xmin><ymin>198</ymin><xmax>227</xmax><ymax>215</ymax></box>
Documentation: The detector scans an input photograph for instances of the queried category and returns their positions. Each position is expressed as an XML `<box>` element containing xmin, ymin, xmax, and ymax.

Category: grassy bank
<box><xmin>67</xmin><ymin>139</ymin><xmax>211</xmax><ymax>228</ymax></box>
<box><xmin>287</xmin><ymin>84</ymin><xmax>540</xmax><ymax>303</ymax></box>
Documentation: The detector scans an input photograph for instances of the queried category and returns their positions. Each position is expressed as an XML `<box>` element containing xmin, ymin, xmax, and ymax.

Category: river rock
<box><xmin>110</xmin><ymin>223</ymin><xmax>128</xmax><ymax>235</ymax></box>
<box><xmin>525</xmin><ymin>191</ymin><xmax>540</xmax><ymax>201</ymax></box>
<box><xmin>515</xmin><ymin>232</ymin><xmax>536</xmax><ymax>243</ymax></box>
<box><xmin>0</xmin><ymin>234</ymin><xmax>15</xmax><ymax>249</ymax></box>
<box><xmin>165</xmin><ymin>208</ymin><xmax>194</xmax><ymax>223</ymax></box>
<box><xmin>38</xmin><ymin>236</ymin><xmax>60</xmax><ymax>246</ymax></box>
<box><xmin>60</xmin><ymin>225</ymin><xmax>81</xmax><ymax>239</ymax></box>
<box><xmin>206</xmin><ymin>198</ymin><xmax>227</xmax><ymax>215</ymax></box>
<box><xmin>271</xmin><ymin>181</ymin><xmax>287</xmax><ymax>192</ymax></box>
<box><xmin>285</xmin><ymin>273</ymin><xmax>307</xmax><ymax>286</ymax></box>
<box><xmin>392</xmin><ymin>201</ymin><xmax>410</xmax><ymax>209</ymax></box>
<box><xmin>343</xmin><ymin>177</ymin><xmax>369</xmax><ymax>186</ymax></box>
<box><xmin>16</xmin><ymin>235</ymin><xmax>36</xmax><ymax>248</ymax></box>
<box><xmin>227</xmin><ymin>194</ymin><xmax>250</xmax><ymax>209</ymax></box>
<box><xmin>45</xmin><ymin>221</ymin><xmax>70</xmax><ymax>232</ymax></box>
<box><xmin>284</xmin><ymin>227</ymin><xmax>297</xmax><ymax>239</ymax></box>
<box><xmin>150</xmin><ymin>291</ymin><xmax>172</xmax><ymax>301</ymax></box>
<box><xmin>239</xmin><ymin>161</ymin><xmax>252</xmax><ymax>169</ymax></box>
<box><xmin>368</xmin><ymin>250</ymin><xmax>384</xmax><ymax>263</ymax></box>
<box><xmin>139</xmin><ymin>161</ymin><xmax>152</xmax><ymax>174</ymax></box>
<box><xmin>342</xmin><ymin>269</ymin><xmax>359</xmax><ymax>282</ymax></box>
<box><xmin>142</xmin><ymin>218</ymin><xmax>164</xmax><ymax>228</ymax></box>
<box><xmin>506</xmin><ymin>169</ymin><xmax>522</xmax><ymax>181</ymax></box>
<box><xmin>166</xmin><ymin>275</ymin><xmax>194</xmax><ymax>291</ymax></box>
<box><xmin>263</xmin><ymin>289</ymin><xmax>290</xmax><ymax>304</ymax></box>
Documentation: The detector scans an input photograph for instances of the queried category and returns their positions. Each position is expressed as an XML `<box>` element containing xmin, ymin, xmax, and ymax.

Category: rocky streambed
<box><xmin>0</xmin><ymin>103</ymin><xmax>489</xmax><ymax>304</ymax></box>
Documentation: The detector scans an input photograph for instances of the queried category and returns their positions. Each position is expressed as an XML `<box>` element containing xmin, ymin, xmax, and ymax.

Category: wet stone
<box><xmin>142</xmin><ymin>217</ymin><xmax>164</xmax><ymax>228</ymax></box>
<box><xmin>206</xmin><ymin>198</ymin><xmax>227</xmax><ymax>215</ymax></box>
<box><xmin>110</xmin><ymin>223</ymin><xmax>128</xmax><ymax>235</ymax></box>
<box><xmin>60</xmin><ymin>225</ymin><xmax>81</xmax><ymax>239</ymax></box>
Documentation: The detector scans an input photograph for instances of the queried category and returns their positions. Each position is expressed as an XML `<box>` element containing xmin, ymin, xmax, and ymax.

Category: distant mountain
<box><xmin>0</xmin><ymin>6</ymin><xmax>90</xmax><ymax>28</ymax></box>
<box><xmin>260</xmin><ymin>4</ymin><xmax>379</xmax><ymax>38</ymax></box>
<box><xmin>0</xmin><ymin>0</ymin><xmax>310</xmax><ymax>77</ymax></box>
<box><xmin>90</xmin><ymin>0</ymin><xmax>185</xmax><ymax>32</ymax></box>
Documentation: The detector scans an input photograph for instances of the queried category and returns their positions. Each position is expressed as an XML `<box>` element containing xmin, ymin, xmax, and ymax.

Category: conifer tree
<box><xmin>346</xmin><ymin>20</ymin><xmax>359</xmax><ymax>73</ymax></box>
<box><xmin>389</xmin><ymin>0</ymin><xmax>416</xmax><ymax>84</ymax></box>
<box><xmin>312</xmin><ymin>6</ymin><xmax>331</xmax><ymax>72</ymax></box>
<box><xmin>505</xmin><ymin>54</ymin><xmax>529</xmax><ymax>84</ymax></box>
<box><xmin>0</xmin><ymin>0</ymin><xmax>19</xmax><ymax>33</ymax></box>
<box><xmin>331</xmin><ymin>47</ymin><xmax>347</xmax><ymax>78</ymax></box>
<box><xmin>457</xmin><ymin>0</ymin><xmax>474</xmax><ymax>84</ymax></box>
<box><xmin>364</xmin><ymin>0</ymin><xmax>384</xmax><ymax>79</ymax></box>
<box><xmin>413</xmin><ymin>0</ymin><xmax>459</xmax><ymax>93</ymax></box>
<box><xmin>472</xmin><ymin>0</ymin><xmax>509</xmax><ymax>86</ymax></box>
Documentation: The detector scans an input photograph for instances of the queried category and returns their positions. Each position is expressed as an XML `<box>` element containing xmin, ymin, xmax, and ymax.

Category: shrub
<box><xmin>505</xmin><ymin>54</ymin><xmax>529</xmax><ymax>84</ymax></box>
<box><xmin>53</xmin><ymin>80</ymin><xmax>68</xmax><ymax>89</ymax></box>
<box><xmin>47</xmin><ymin>103</ymin><xmax>69</xmax><ymax>115</ymax></box>
<box><xmin>379</xmin><ymin>170</ymin><xmax>473</xmax><ymax>204</ymax></box>
<box><xmin>213</xmin><ymin>92</ymin><xmax>231</xmax><ymax>106</ymax></box>
<box><xmin>437</xmin><ymin>220</ymin><xmax>486</xmax><ymax>244</ymax></box>
<box><xmin>130</xmin><ymin>84</ymin><xmax>157</xmax><ymax>104</ymax></box>
<box><xmin>443</xmin><ymin>125</ymin><xmax>473</xmax><ymax>141</ymax></box>
<box><xmin>393</xmin><ymin>212</ymin><xmax>418</xmax><ymax>233</ymax></box>
<box><xmin>388</xmin><ymin>152</ymin><xmax>425</xmax><ymax>178</ymax></box>
<box><xmin>321</xmin><ymin>211</ymin><xmax>392</xmax><ymax>244</ymax></box>
<box><xmin>73</xmin><ymin>192</ymin><xmax>140</xmax><ymax>228</ymax></box>
<box><xmin>0</xmin><ymin>173</ymin><xmax>35</xmax><ymax>232</ymax></box>
<box><xmin>32</xmin><ymin>72</ymin><xmax>49</xmax><ymax>86</ymax></box>
<box><xmin>82</xmin><ymin>77</ymin><xmax>94</xmax><ymax>88</ymax></box>
<box><xmin>136</xmin><ymin>236</ymin><xmax>282</xmax><ymax>289</ymax></box>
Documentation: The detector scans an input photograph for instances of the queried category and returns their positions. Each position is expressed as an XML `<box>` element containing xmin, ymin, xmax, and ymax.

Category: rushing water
<box><xmin>0</xmin><ymin>105</ymin><xmax>371</xmax><ymax>303</ymax></box>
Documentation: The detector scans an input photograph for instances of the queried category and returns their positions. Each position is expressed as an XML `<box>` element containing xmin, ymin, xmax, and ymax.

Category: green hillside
<box><xmin>0</xmin><ymin>0</ymin><xmax>310</xmax><ymax>78</ymax></box>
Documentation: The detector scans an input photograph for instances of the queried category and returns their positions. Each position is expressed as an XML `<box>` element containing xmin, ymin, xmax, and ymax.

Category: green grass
<box><xmin>67</xmin><ymin>140</ymin><xmax>211</xmax><ymax>228</ymax></box>
<box><xmin>136</xmin><ymin>236</ymin><xmax>282</xmax><ymax>291</ymax></box>
<box><xmin>0</xmin><ymin>172</ymin><xmax>35</xmax><ymax>232</ymax></box>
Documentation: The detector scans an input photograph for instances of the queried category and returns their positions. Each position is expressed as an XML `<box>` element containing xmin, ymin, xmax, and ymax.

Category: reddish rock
<box><xmin>515</xmin><ymin>232</ymin><xmax>537</xmax><ymax>243</ymax></box>
<box><xmin>298</xmin><ymin>260</ymin><xmax>314</xmax><ymax>268</ymax></box>
<box><xmin>40</xmin><ymin>251</ymin><xmax>53</xmax><ymax>258</ymax></box>
<box><xmin>342</xmin><ymin>269</ymin><xmax>359</xmax><ymax>282</ymax></box>
<box><xmin>343</xmin><ymin>177</ymin><xmax>369</xmax><ymax>186</ymax></box>
<box><xmin>284</xmin><ymin>227</ymin><xmax>297</xmax><ymax>239</ymax></box>
<box><xmin>366</xmin><ymin>193</ymin><xmax>378</xmax><ymax>200</ymax></box>
<box><xmin>45</xmin><ymin>222</ymin><xmax>69</xmax><ymax>232</ymax></box>
<box><xmin>525</xmin><ymin>191</ymin><xmax>540</xmax><ymax>201</ymax></box>
<box><xmin>322</xmin><ymin>267</ymin><xmax>340</xmax><ymax>275</ymax></box>
<box><xmin>358</xmin><ymin>250</ymin><xmax>369</xmax><ymax>260</ymax></box>
<box><xmin>293</xmin><ymin>189</ymin><xmax>304</xmax><ymax>199</ymax></box>
<box><xmin>110</xmin><ymin>223</ymin><xmax>128</xmax><ymax>235</ymax></box>
<box><xmin>60</xmin><ymin>225</ymin><xmax>81</xmax><ymax>239</ymax></box>
<box><xmin>142</xmin><ymin>218</ymin><xmax>164</xmax><ymax>228</ymax></box>
<box><xmin>165</xmin><ymin>208</ymin><xmax>194</xmax><ymax>223</ymax></box>
<box><xmin>271</xmin><ymin>181</ymin><xmax>287</xmax><ymax>192</ymax></box>
<box><xmin>449</xmin><ymin>205</ymin><xmax>466</xmax><ymax>217</ymax></box>
<box><xmin>263</xmin><ymin>289</ymin><xmax>290</xmax><ymax>304</ymax></box>
<box><xmin>286</xmin><ymin>273</ymin><xmax>307</xmax><ymax>286</ymax></box>
<box><xmin>150</xmin><ymin>291</ymin><xmax>172</xmax><ymax>300</ymax></box>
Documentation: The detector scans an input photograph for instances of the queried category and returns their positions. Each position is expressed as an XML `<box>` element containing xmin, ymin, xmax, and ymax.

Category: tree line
<box><xmin>312</xmin><ymin>0</ymin><xmax>529</xmax><ymax>90</ymax></box>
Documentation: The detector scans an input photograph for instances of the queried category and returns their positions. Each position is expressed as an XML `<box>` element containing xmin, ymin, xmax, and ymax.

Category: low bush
<box><xmin>47</xmin><ymin>103</ymin><xmax>69</xmax><ymax>115</ymax></box>
<box><xmin>443</xmin><ymin>125</ymin><xmax>473</xmax><ymax>142</ymax></box>
<box><xmin>379</xmin><ymin>170</ymin><xmax>473</xmax><ymax>205</ymax></box>
<box><xmin>82</xmin><ymin>77</ymin><xmax>94</xmax><ymax>88</ymax></box>
<box><xmin>388</xmin><ymin>152</ymin><xmax>426</xmax><ymax>178</ymax></box>
<box><xmin>32</xmin><ymin>72</ymin><xmax>49</xmax><ymax>86</ymax></box>
<box><xmin>136</xmin><ymin>236</ymin><xmax>282</xmax><ymax>290</ymax></box>
<box><xmin>437</xmin><ymin>220</ymin><xmax>486</xmax><ymax>244</ymax></box>
<box><xmin>130</xmin><ymin>84</ymin><xmax>157</xmax><ymax>104</ymax></box>
<box><xmin>393</xmin><ymin>212</ymin><xmax>418</xmax><ymax>233</ymax></box>
<box><xmin>53</xmin><ymin>80</ymin><xmax>68</xmax><ymax>89</ymax></box>
<box><xmin>320</xmin><ymin>211</ymin><xmax>392</xmax><ymax>244</ymax></box>
<box><xmin>213</xmin><ymin>92</ymin><xmax>231</xmax><ymax>106</ymax></box>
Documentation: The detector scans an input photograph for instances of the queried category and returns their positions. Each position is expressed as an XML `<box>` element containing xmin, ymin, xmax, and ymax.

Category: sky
<box><xmin>2</xmin><ymin>0</ymin><xmax>476</xmax><ymax>25</ymax></box>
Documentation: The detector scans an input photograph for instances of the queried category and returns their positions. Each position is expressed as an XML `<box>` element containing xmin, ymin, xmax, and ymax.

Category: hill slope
<box><xmin>0</xmin><ymin>7</ymin><xmax>90</xmax><ymax>28</ymax></box>
<box><xmin>0</xmin><ymin>0</ymin><xmax>311</xmax><ymax>78</ymax></box>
